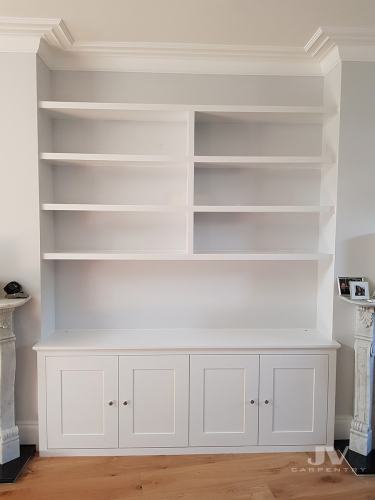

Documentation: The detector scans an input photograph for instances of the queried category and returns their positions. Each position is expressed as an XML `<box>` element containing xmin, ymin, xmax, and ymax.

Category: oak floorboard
<box><xmin>0</xmin><ymin>452</ymin><xmax>373</xmax><ymax>500</ymax></box>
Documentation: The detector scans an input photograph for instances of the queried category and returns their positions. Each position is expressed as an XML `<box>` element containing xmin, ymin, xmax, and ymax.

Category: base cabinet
<box><xmin>46</xmin><ymin>356</ymin><xmax>118</xmax><ymax>448</ymax></box>
<box><xmin>259</xmin><ymin>355</ymin><xmax>329</xmax><ymax>445</ymax></box>
<box><xmin>189</xmin><ymin>355</ymin><xmax>259</xmax><ymax>446</ymax></box>
<box><xmin>40</xmin><ymin>351</ymin><xmax>334</xmax><ymax>453</ymax></box>
<box><xmin>119</xmin><ymin>355</ymin><xmax>189</xmax><ymax>447</ymax></box>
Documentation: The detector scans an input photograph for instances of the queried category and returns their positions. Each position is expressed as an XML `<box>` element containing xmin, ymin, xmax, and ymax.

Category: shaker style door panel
<box><xmin>46</xmin><ymin>356</ymin><xmax>118</xmax><ymax>449</ymax></box>
<box><xmin>119</xmin><ymin>355</ymin><xmax>189</xmax><ymax>448</ymax></box>
<box><xmin>259</xmin><ymin>354</ymin><xmax>328</xmax><ymax>445</ymax></box>
<box><xmin>189</xmin><ymin>355</ymin><xmax>259</xmax><ymax>446</ymax></box>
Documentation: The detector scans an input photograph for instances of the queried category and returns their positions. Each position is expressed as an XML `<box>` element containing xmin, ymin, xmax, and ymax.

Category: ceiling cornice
<box><xmin>1</xmin><ymin>18</ymin><xmax>375</xmax><ymax>74</ymax></box>
<box><xmin>305</xmin><ymin>26</ymin><xmax>375</xmax><ymax>62</ymax></box>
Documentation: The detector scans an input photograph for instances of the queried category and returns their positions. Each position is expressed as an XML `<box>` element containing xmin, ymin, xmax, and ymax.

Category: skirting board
<box><xmin>334</xmin><ymin>415</ymin><xmax>352</xmax><ymax>440</ymax></box>
<box><xmin>17</xmin><ymin>422</ymin><xmax>38</xmax><ymax>446</ymax></box>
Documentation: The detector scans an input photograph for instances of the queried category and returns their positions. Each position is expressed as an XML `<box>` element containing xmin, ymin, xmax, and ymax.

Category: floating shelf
<box><xmin>193</xmin><ymin>205</ymin><xmax>333</xmax><ymax>214</ymax></box>
<box><xmin>41</xmin><ymin>204</ymin><xmax>184</xmax><ymax>212</ymax></box>
<box><xmin>43</xmin><ymin>252</ymin><xmax>331</xmax><ymax>261</ymax></box>
<box><xmin>194</xmin><ymin>155</ymin><xmax>328</xmax><ymax>167</ymax></box>
<box><xmin>40</xmin><ymin>153</ymin><xmax>188</xmax><ymax>167</ymax></box>
<box><xmin>39</xmin><ymin>101</ymin><xmax>189</xmax><ymax>122</ymax></box>
<box><xmin>194</xmin><ymin>106</ymin><xmax>328</xmax><ymax>124</ymax></box>
<box><xmin>39</xmin><ymin>101</ymin><xmax>329</xmax><ymax>124</ymax></box>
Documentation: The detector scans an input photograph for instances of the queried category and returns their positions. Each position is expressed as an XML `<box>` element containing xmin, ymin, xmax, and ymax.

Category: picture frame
<box><xmin>337</xmin><ymin>276</ymin><xmax>364</xmax><ymax>296</ymax></box>
<box><xmin>350</xmin><ymin>281</ymin><xmax>370</xmax><ymax>300</ymax></box>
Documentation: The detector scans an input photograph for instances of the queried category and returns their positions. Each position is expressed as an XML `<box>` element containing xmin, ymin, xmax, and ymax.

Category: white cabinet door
<box><xmin>259</xmin><ymin>354</ymin><xmax>328</xmax><ymax>445</ymax></box>
<box><xmin>46</xmin><ymin>356</ymin><xmax>118</xmax><ymax>449</ymax></box>
<box><xmin>189</xmin><ymin>355</ymin><xmax>259</xmax><ymax>446</ymax></box>
<box><xmin>119</xmin><ymin>355</ymin><xmax>189</xmax><ymax>448</ymax></box>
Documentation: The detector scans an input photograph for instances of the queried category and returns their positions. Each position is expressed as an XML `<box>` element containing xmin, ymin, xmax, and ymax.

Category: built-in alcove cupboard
<box><xmin>34</xmin><ymin>66</ymin><xmax>340</xmax><ymax>455</ymax></box>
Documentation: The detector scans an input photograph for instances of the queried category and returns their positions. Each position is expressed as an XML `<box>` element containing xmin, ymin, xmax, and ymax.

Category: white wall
<box><xmin>334</xmin><ymin>61</ymin><xmax>375</xmax><ymax>437</ymax></box>
<box><xmin>0</xmin><ymin>53</ymin><xmax>41</xmax><ymax>443</ymax></box>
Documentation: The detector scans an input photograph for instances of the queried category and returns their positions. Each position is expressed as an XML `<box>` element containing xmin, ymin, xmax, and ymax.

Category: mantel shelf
<box><xmin>339</xmin><ymin>296</ymin><xmax>375</xmax><ymax>308</ymax></box>
<box><xmin>42</xmin><ymin>252</ymin><xmax>332</xmax><ymax>261</ymax></box>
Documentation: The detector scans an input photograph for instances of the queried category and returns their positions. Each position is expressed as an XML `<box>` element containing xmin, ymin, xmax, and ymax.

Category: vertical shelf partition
<box><xmin>186</xmin><ymin>111</ymin><xmax>195</xmax><ymax>255</ymax></box>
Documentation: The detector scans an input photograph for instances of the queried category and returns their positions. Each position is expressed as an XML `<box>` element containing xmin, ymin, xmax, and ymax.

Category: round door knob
<box><xmin>108</xmin><ymin>401</ymin><xmax>114</xmax><ymax>406</ymax></box>
<box><xmin>123</xmin><ymin>401</ymin><xmax>128</xmax><ymax>406</ymax></box>
<box><xmin>264</xmin><ymin>400</ymin><xmax>270</xmax><ymax>405</ymax></box>
<box><xmin>250</xmin><ymin>400</ymin><xmax>255</xmax><ymax>405</ymax></box>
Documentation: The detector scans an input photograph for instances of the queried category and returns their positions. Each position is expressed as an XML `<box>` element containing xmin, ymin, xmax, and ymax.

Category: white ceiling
<box><xmin>1</xmin><ymin>0</ymin><xmax>375</xmax><ymax>47</ymax></box>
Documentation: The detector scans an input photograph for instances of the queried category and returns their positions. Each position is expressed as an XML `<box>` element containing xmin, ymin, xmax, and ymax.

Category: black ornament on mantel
<box><xmin>3</xmin><ymin>282</ymin><xmax>28</xmax><ymax>299</ymax></box>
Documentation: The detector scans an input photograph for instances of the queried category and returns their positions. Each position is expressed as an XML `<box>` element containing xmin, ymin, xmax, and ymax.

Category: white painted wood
<box><xmin>194</xmin><ymin>205</ymin><xmax>333</xmax><ymax>213</ymax></box>
<box><xmin>0</xmin><ymin>298</ymin><xmax>30</xmax><ymax>463</ymax></box>
<box><xmin>186</xmin><ymin>111</ymin><xmax>195</xmax><ymax>254</ymax></box>
<box><xmin>189</xmin><ymin>355</ymin><xmax>259</xmax><ymax>446</ymax></box>
<box><xmin>42</xmin><ymin>203</ymin><xmax>184</xmax><ymax>212</ymax></box>
<box><xmin>41</xmin><ymin>152</ymin><xmax>188</xmax><ymax>166</ymax></box>
<box><xmin>119</xmin><ymin>355</ymin><xmax>189</xmax><ymax>447</ymax></box>
<box><xmin>259</xmin><ymin>354</ymin><xmax>329</xmax><ymax>445</ymax></box>
<box><xmin>42</xmin><ymin>252</ymin><xmax>331</xmax><ymax>261</ymax></box>
<box><xmin>45</xmin><ymin>356</ymin><xmax>118</xmax><ymax>448</ymax></box>
<box><xmin>194</xmin><ymin>155</ymin><xmax>328</xmax><ymax>165</ymax></box>
<box><xmin>33</xmin><ymin>331</ymin><xmax>340</xmax><ymax>352</ymax></box>
<box><xmin>39</xmin><ymin>101</ymin><xmax>328</xmax><ymax>121</ymax></box>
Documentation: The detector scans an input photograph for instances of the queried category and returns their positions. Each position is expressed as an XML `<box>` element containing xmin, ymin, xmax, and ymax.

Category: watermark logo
<box><xmin>290</xmin><ymin>446</ymin><xmax>363</xmax><ymax>473</ymax></box>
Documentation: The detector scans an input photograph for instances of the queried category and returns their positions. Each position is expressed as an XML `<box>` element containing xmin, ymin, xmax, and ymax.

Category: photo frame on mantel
<box><xmin>337</xmin><ymin>276</ymin><xmax>364</xmax><ymax>296</ymax></box>
<box><xmin>350</xmin><ymin>281</ymin><xmax>370</xmax><ymax>300</ymax></box>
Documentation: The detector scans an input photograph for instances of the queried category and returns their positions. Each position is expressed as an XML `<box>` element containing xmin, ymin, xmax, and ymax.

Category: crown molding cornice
<box><xmin>305</xmin><ymin>26</ymin><xmax>375</xmax><ymax>64</ymax></box>
<box><xmin>1</xmin><ymin>18</ymin><xmax>375</xmax><ymax>74</ymax></box>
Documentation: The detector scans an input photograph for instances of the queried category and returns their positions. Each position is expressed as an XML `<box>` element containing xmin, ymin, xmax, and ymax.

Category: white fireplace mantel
<box><xmin>340</xmin><ymin>296</ymin><xmax>375</xmax><ymax>456</ymax></box>
<box><xmin>0</xmin><ymin>297</ymin><xmax>30</xmax><ymax>464</ymax></box>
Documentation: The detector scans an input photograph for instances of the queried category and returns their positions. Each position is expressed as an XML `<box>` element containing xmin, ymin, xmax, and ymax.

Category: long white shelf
<box><xmin>193</xmin><ymin>205</ymin><xmax>333</xmax><ymax>214</ymax></box>
<box><xmin>40</xmin><ymin>153</ymin><xmax>188</xmax><ymax>167</ymax></box>
<box><xmin>33</xmin><ymin>329</ymin><xmax>340</xmax><ymax>352</ymax></box>
<box><xmin>194</xmin><ymin>155</ymin><xmax>328</xmax><ymax>167</ymax></box>
<box><xmin>39</xmin><ymin>101</ymin><xmax>329</xmax><ymax>123</ymax></box>
<box><xmin>41</xmin><ymin>204</ymin><xmax>184</xmax><ymax>212</ymax></box>
<box><xmin>42</xmin><ymin>252</ymin><xmax>331</xmax><ymax>261</ymax></box>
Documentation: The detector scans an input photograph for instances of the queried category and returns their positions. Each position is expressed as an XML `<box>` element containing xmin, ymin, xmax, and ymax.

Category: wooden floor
<box><xmin>0</xmin><ymin>452</ymin><xmax>374</xmax><ymax>500</ymax></box>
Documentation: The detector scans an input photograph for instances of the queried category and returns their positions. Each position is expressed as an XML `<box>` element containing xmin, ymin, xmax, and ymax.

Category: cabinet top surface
<box><xmin>33</xmin><ymin>330</ymin><xmax>340</xmax><ymax>351</ymax></box>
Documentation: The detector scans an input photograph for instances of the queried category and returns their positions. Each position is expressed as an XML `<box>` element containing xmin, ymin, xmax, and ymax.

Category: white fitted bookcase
<box><xmin>35</xmin><ymin>68</ymin><xmax>340</xmax><ymax>455</ymax></box>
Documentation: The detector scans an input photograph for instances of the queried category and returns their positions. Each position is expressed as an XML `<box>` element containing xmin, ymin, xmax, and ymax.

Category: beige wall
<box><xmin>0</xmin><ymin>53</ymin><xmax>41</xmax><ymax>442</ymax></box>
<box><xmin>334</xmin><ymin>61</ymin><xmax>375</xmax><ymax>436</ymax></box>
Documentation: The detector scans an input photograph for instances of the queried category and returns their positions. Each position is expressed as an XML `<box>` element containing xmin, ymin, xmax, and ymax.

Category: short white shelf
<box><xmin>194</xmin><ymin>155</ymin><xmax>328</xmax><ymax>167</ymax></box>
<box><xmin>41</xmin><ymin>204</ymin><xmax>184</xmax><ymax>212</ymax></box>
<box><xmin>39</xmin><ymin>101</ymin><xmax>188</xmax><ymax>122</ymax></box>
<box><xmin>40</xmin><ymin>153</ymin><xmax>188</xmax><ymax>167</ymax></box>
<box><xmin>42</xmin><ymin>252</ymin><xmax>331</xmax><ymax>261</ymax></box>
<box><xmin>193</xmin><ymin>205</ymin><xmax>333</xmax><ymax>213</ymax></box>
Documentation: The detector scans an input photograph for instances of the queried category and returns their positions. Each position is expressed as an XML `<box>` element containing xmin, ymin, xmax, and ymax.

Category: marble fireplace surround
<box><xmin>341</xmin><ymin>296</ymin><xmax>375</xmax><ymax>456</ymax></box>
<box><xmin>0</xmin><ymin>298</ymin><xmax>30</xmax><ymax>464</ymax></box>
